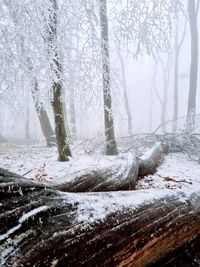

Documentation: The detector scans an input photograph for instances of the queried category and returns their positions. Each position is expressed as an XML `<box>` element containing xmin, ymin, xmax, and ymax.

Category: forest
<box><xmin>0</xmin><ymin>0</ymin><xmax>200</xmax><ymax>266</ymax></box>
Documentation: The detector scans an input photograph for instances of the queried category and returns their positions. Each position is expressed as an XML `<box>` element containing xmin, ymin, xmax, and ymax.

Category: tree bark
<box><xmin>48</xmin><ymin>0</ymin><xmax>71</xmax><ymax>161</ymax></box>
<box><xmin>53</xmin><ymin>153</ymin><xmax>138</xmax><ymax>192</ymax></box>
<box><xmin>1</xmin><ymin>170</ymin><xmax>200</xmax><ymax>267</ymax></box>
<box><xmin>139</xmin><ymin>142</ymin><xmax>163</xmax><ymax>177</ymax></box>
<box><xmin>30</xmin><ymin>77</ymin><xmax>56</xmax><ymax>146</ymax></box>
<box><xmin>48</xmin><ymin>143</ymin><xmax>162</xmax><ymax>192</ymax></box>
<box><xmin>187</xmin><ymin>0</ymin><xmax>199</xmax><ymax>132</ymax></box>
<box><xmin>99</xmin><ymin>0</ymin><xmax>118</xmax><ymax>155</ymax></box>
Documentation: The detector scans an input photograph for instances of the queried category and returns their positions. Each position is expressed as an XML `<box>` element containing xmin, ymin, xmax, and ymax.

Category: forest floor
<box><xmin>0</xmin><ymin>141</ymin><xmax>200</xmax><ymax>223</ymax></box>
<box><xmin>0</xmin><ymin>141</ymin><xmax>199</xmax><ymax>191</ymax></box>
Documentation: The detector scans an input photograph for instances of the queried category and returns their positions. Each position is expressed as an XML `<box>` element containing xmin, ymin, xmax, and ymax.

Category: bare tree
<box><xmin>115</xmin><ymin>37</ymin><xmax>133</xmax><ymax>137</ymax></box>
<box><xmin>158</xmin><ymin>56</ymin><xmax>172</xmax><ymax>133</ymax></box>
<box><xmin>4</xmin><ymin>0</ymin><xmax>55</xmax><ymax>146</ymax></box>
<box><xmin>99</xmin><ymin>0</ymin><xmax>118</xmax><ymax>155</ymax></box>
<box><xmin>173</xmin><ymin>11</ymin><xmax>187</xmax><ymax>132</ymax></box>
<box><xmin>48</xmin><ymin>0</ymin><xmax>71</xmax><ymax>161</ymax></box>
<box><xmin>27</xmin><ymin>62</ymin><xmax>55</xmax><ymax>146</ymax></box>
<box><xmin>187</xmin><ymin>0</ymin><xmax>199</xmax><ymax>131</ymax></box>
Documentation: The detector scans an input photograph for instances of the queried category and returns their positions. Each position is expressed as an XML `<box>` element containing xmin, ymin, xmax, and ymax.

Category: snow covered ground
<box><xmin>0</xmin><ymin>142</ymin><xmax>136</xmax><ymax>184</ymax></box>
<box><xmin>0</xmin><ymin>142</ymin><xmax>199</xmax><ymax>190</ymax></box>
<box><xmin>62</xmin><ymin>152</ymin><xmax>200</xmax><ymax>223</ymax></box>
<box><xmin>0</xmin><ymin>142</ymin><xmax>200</xmax><ymax>224</ymax></box>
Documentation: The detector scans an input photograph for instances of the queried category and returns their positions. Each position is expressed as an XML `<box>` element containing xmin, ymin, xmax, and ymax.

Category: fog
<box><xmin>0</xmin><ymin>0</ymin><xmax>199</xmax><ymax>144</ymax></box>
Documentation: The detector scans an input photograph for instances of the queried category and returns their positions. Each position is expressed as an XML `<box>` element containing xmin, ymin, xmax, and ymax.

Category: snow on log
<box><xmin>1</xmin><ymin>171</ymin><xmax>200</xmax><ymax>267</ymax></box>
<box><xmin>52</xmin><ymin>153</ymin><xmax>139</xmax><ymax>192</ymax></box>
<box><xmin>138</xmin><ymin>142</ymin><xmax>163</xmax><ymax>177</ymax></box>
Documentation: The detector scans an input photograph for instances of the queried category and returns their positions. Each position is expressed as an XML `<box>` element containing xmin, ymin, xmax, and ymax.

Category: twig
<box><xmin>23</xmin><ymin>169</ymin><xmax>33</xmax><ymax>177</ymax></box>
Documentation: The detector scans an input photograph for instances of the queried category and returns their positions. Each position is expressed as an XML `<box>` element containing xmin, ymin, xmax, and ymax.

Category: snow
<box><xmin>0</xmin><ymin>143</ymin><xmax>136</xmax><ymax>185</ymax></box>
<box><xmin>61</xmin><ymin>189</ymin><xmax>180</xmax><ymax>224</ymax></box>
<box><xmin>140</xmin><ymin>141</ymin><xmax>162</xmax><ymax>161</ymax></box>
<box><xmin>18</xmin><ymin>205</ymin><xmax>49</xmax><ymax>223</ymax></box>
<box><xmin>0</xmin><ymin>205</ymin><xmax>49</xmax><ymax>241</ymax></box>
<box><xmin>60</xmin><ymin>152</ymin><xmax>200</xmax><ymax>224</ymax></box>
<box><xmin>0</xmin><ymin>224</ymin><xmax>21</xmax><ymax>241</ymax></box>
<box><xmin>137</xmin><ymin>153</ymin><xmax>200</xmax><ymax>191</ymax></box>
<box><xmin>0</xmin><ymin>142</ymin><xmax>200</xmax><ymax>225</ymax></box>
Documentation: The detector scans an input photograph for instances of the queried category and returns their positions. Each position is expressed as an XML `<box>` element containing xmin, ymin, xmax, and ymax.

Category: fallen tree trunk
<box><xmin>53</xmin><ymin>153</ymin><xmax>139</xmax><ymax>192</ymax></box>
<box><xmin>139</xmin><ymin>142</ymin><xmax>163</xmax><ymax>177</ymax></box>
<box><xmin>1</xmin><ymin>171</ymin><xmax>200</xmax><ymax>267</ymax></box>
<box><xmin>52</xmin><ymin>143</ymin><xmax>163</xmax><ymax>192</ymax></box>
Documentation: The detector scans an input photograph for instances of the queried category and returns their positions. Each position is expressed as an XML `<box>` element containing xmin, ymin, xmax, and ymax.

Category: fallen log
<box><xmin>51</xmin><ymin>143</ymin><xmax>163</xmax><ymax>192</ymax></box>
<box><xmin>1</xmin><ymin>172</ymin><xmax>200</xmax><ymax>267</ymax></box>
<box><xmin>52</xmin><ymin>153</ymin><xmax>139</xmax><ymax>192</ymax></box>
<box><xmin>138</xmin><ymin>142</ymin><xmax>163</xmax><ymax>177</ymax></box>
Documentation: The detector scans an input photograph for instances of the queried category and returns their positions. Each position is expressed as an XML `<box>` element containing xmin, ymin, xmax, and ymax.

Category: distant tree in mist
<box><xmin>173</xmin><ymin>5</ymin><xmax>187</xmax><ymax>133</ymax></box>
<box><xmin>112</xmin><ymin>0</ymin><xmax>182</xmax><ymax>133</ymax></box>
<box><xmin>159</xmin><ymin>56</ymin><xmax>172</xmax><ymax>133</ymax></box>
<box><xmin>115</xmin><ymin>35</ymin><xmax>133</xmax><ymax>137</ymax></box>
<box><xmin>187</xmin><ymin>0</ymin><xmax>199</xmax><ymax>131</ymax></box>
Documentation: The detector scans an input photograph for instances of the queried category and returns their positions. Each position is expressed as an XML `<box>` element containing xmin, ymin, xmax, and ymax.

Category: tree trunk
<box><xmin>31</xmin><ymin>79</ymin><xmax>55</xmax><ymax>147</ymax></box>
<box><xmin>52</xmin><ymin>153</ymin><xmax>139</xmax><ymax>192</ymax></box>
<box><xmin>5</xmin><ymin>1</ymin><xmax>55</xmax><ymax>147</ymax></box>
<box><xmin>158</xmin><ymin>56</ymin><xmax>171</xmax><ymax>134</ymax></box>
<box><xmin>48</xmin><ymin>0</ymin><xmax>71</xmax><ymax>161</ymax></box>
<box><xmin>139</xmin><ymin>142</ymin><xmax>163</xmax><ymax>177</ymax></box>
<box><xmin>173</xmin><ymin>22</ymin><xmax>180</xmax><ymax>133</ymax></box>
<box><xmin>173</xmin><ymin>16</ymin><xmax>187</xmax><ymax>133</ymax></box>
<box><xmin>1</xmin><ymin>169</ymin><xmax>200</xmax><ymax>267</ymax></box>
<box><xmin>52</xmin><ymin>78</ymin><xmax>71</xmax><ymax>161</ymax></box>
<box><xmin>116</xmin><ymin>47</ymin><xmax>133</xmax><ymax>136</ymax></box>
<box><xmin>25</xmin><ymin>89</ymin><xmax>30</xmax><ymax>141</ymax></box>
<box><xmin>187</xmin><ymin>0</ymin><xmax>199</xmax><ymax>132</ymax></box>
<box><xmin>68</xmin><ymin>35</ymin><xmax>77</xmax><ymax>141</ymax></box>
<box><xmin>99</xmin><ymin>0</ymin><xmax>118</xmax><ymax>155</ymax></box>
<box><xmin>149</xmin><ymin>87</ymin><xmax>154</xmax><ymax>132</ymax></box>
<box><xmin>48</xmin><ymin>143</ymin><xmax>162</xmax><ymax>192</ymax></box>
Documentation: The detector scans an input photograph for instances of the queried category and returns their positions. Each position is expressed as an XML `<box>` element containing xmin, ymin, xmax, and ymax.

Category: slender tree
<box><xmin>158</xmin><ymin>56</ymin><xmax>172</xmax><ymax>133</ymax></box>
<box><xmin>27</xmin><ymin>61</ymin><xmax>55</xmax><ymax>147</ymax></box>
<box><xmin>173</xmin><ymin>14</ymin><xmax>187</xmax><ymax>132</ymax></box>
<box><xmin>48</xmin><ymin>0</ymin><xmax>71</xmax><ymax>161</ymax></box>
<box><xmin>187</xmin><ymin>0</ymin><xmax>199</xmax><ymax>131</ymax></box>
<box><xmin>99</xmin><ymin>0</ymin><xmax>118</xmax><ymax>155</ymax></box>
<box><xmin>68</xmin><ymin>35</ymin><xmax>77</xmax><ymax>141</ymax></box>
<box><xmin>115</xmin><ymin>37</ymin><xmax>133</xmax><ymax>136</ymax></box>
<box><xmin>4</xmin><ymin>1</ymin><xmax>55</xmax><ymax>147</ymax></box>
